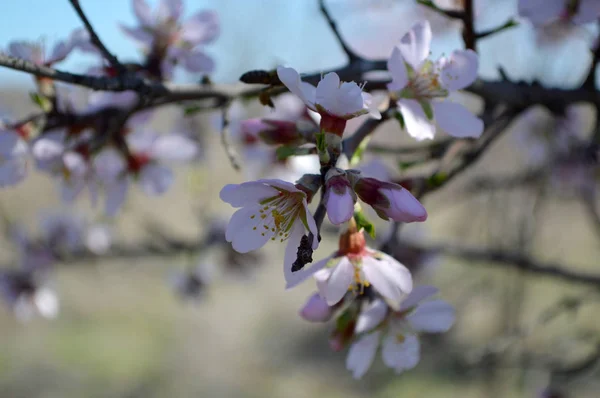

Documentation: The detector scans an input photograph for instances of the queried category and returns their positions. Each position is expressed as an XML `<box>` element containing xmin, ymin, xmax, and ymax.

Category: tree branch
<box><xmin>462</xmin><ymin>0</ymin><xmax>477</xmax><ymax>51</ymax></box>
<box><xmin>68</xmin><ymin>0</ymin><xmax>125</xmax><ymax>74</ymax></box>
<box><xmin>318</xmin><ymin>0</ymin><xmax>359</xmax><ymax>62</ymax></box>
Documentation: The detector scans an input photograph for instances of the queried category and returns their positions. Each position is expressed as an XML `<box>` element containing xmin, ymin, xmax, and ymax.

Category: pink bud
<box><xmin>324</xmin><ymin>170</ymin><xmax>356</xmax><ymax>225</ymax></box>
<box><xmin>353</xmin><ymin>177</ymin><xmax>427</xmax><ymax>223</ymax></box>
<box><xmin>300</xmin><ymin>293</ymin><xmax>334</xmax><ymax>322</ymax></box>
<box><xmin>241</xmin><ymin>118</ymin><xmax>302</xmax><ymax>145</ymax></box>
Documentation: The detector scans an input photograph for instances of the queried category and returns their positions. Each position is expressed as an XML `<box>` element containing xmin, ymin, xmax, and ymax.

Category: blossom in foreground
<box><xmin>120</xmin><ymin>0</ymin><xmax>219</xmax><ymax>78</ymax></box>
<box><xmin>7</xmin><ymin>37</ymin><xmax>74</xmax><ymax>66</ymax></box>
<box><xmin>287</xmin><ymin>222</ymin><xmax>412</xmax><ymax>308</ymax></box>
<box><xmin>277</xmin><ymin>67</ymin><xmax>381</xmax><ymax>136</ymax></box>
<box><xmin>220</xmin><ymin>179</ymin><xmax>319</xmax><ymax>282</ymax></box>
<box><xmin>299</xmin><ymin>292</ymin><xmax>336</xmax><ymax>322</ymax></box>
<box><xmin>387</xmin><ymin>20</ymin><xmax>483</xmax><ymax>141</ymax></box>
<box><xmin>323</xmin><ymin>168</ymin><xmax>356</xmax><ymax>225</ymax></box>
<box><xmin>518</xmin><ymin>0</ymin><xmax>600</xmax><ymax>26</ymax></box>
<box><xmin>0</xmin><ymin>127</ymin><xmax>28</xmax><ymax>187</ymax></box>
<box><xmin>346</xmin><ymin>285</ymin><xmax>455</xmax><ymax>379</ymax></box>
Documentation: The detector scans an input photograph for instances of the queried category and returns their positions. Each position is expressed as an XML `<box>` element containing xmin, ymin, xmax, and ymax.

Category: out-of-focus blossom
<box><xmin>299</xmin><ymin>292</ymin><xmax>336</xmax><ymax>322</ymax></box>
<box><xmin>518</xmin><ymin>0</ymin><xmax>600</xmax><ymax>26</ymax></box>
<box><xmin>120</xmin><ymin>0</ymin><xmax>219</xmax><ymax>78</ymax></box>
<box><xmin>0</xmin><ymin>127</ymin><xmax>28</xmax><ymax>187</ymax></box>
<box><xmin>0</xmin><ymin>270</ymin><xmax>59</xmax><ymax>321</ymax></box>
<box><xmin>346</xmin><ymin>286</ymin><xmax>455</xmax><ymax>379</ymax></box>
<box><xmin>287</xmin><ymin>222</ymin><xmax>412</xmax><ymax>308</ymax></box>
<box><xmin>84</xmin><ymin>224</ymin><xmax>113</xmax><ymax>255</ymax></box>
<box><xmin>39</xmin><ymin>212</ymin><xmax>85</xmax><ymax>252</ymax></box>
<box><xmin>171</xmin><ymin>262</ymin><xmax>214</xmax><ymax>301</ymax></box>
<box><xmin>387</xmin><ymin>21</ymin><xmax>482</xmax><ymax>141</ymax></box>
<box><xmin>7</xmin><ymin>37</ymin><xmax>74</xmax><ymax>66</ymax></box>
<box><xmin>277</xmin><ymin>67</ymin><xmax>380</xmax><ymax>136</ymax></box>
<box><xmin>220</xmin><ymin>179</ymin><xmax>318</xmax><ymax>282</ymax></box>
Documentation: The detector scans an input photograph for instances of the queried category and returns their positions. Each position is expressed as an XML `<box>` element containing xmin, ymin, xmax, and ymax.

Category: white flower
<box><xmin>7</xmin><ymin>38</ymin><xmax>73</xmax><ymax>66</ymax></box>
<box><xmin>387</xmin><ymin>20</ymin><xmax>483</xmax><ymax>141</ymax></box>
<box><xmin>0</xmin><ymin>128</ymin><xmax>28</xmax><ymax>187</ymax></box>
<box><xmin>287</xmin><ymin>227</ymin><xmax>413</xmax><ymax>308</ymax></box>
<box><xmin>345</xmin><ymin>286</ymin><xmax>456</xmax><ymax>379</ymax></box>
<box><xmin>277</xmin><ymin>67</ymin><xmax>381</xmax><ymax>127</ymax></box>
<box><xmin>220</xmin><ymin>179</ymin><xmax>319</xmax><ymax>282</ymax></box>
<box><xmin>518</xmin><ymin>0</ymin><xmax>600</xmax><ymax>26</ymax></box>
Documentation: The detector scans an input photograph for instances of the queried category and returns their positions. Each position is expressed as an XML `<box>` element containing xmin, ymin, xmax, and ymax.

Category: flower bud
<box><xmin>299</xmin><ymin>292</ymin><xmax>334</xmax><ymax>322</ymax></box>
<box><xmin>353</xmin><ymin>176</ymin><xmax>427</xmax><ymax>222</ymax></box>
<box><xmin>324</xmin><ymin>168</ymin><xmax>356</xmax><ymax>225</ymax></box>
<box><xmin>295</xmin><ymin>173</ymin><xmax>322</xmax><ymax>203</ymax></box>
<box><xmin>241</xmin><ymin>118</ymin><xmax>303</xmax><ymax>146</ymax></box>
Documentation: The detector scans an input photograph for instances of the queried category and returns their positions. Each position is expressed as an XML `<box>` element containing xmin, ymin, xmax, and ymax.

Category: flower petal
<box><xmin>219</xmin><ymin>181</ymin><xmax>278</xmax><ymax>207</ymax></box>
<box><xmin>382</xmin><ymin>333</ymin><xmax>420</xmax><ymax>373</ymax></box>
<box><xmin>326</xmin><ymin>189</ymin><xmax>354</xmax><ymax>225</ymax></box>
<box><xmin>407</xmin><ymin>299</ymin><xmax>456</xmax><ymax>332</ymax></box>
<box><xmin>157</xmin><ymin>0</ymin><xmax>183</xmax><ymax>21</ymax></box>
<box><xmin>398</xmin><ymin>21</ymin><xmax>432</xmax><ymax>71</ymax></box>
<box><xmin>132</xmin><ymin>0</ymin><xmax>154</xmax><ymax>26</ymax></box>
<box><xmin>362</xmin><ymin>253</ymin><xmax>413</xmax><ymax>308</ymax></box>
<box><xmin>119</xmin><ymin>24</ymin><xmax>153</xmax><ymax>47</ymax></box>
<box><xmin>438</xmin><ymin>49</ymin><xmax>479</xmax><ymax>91</ymax></box>
<box><xmin>151</xmin><ymin>134</ymin><xmax>198</xmax><ymax>162</ymax></box>
<box><xmin>285</xmin><ymin>251</ymin><xmax>332</xmax><ymax>289</ymax></box>
<box><xmin>277</xmin><ymin>66</ymin><xmax>316</xmax><ymax>109</ymax></box>
<box><xmin>355</xmin><ymin>299</ymin><xmax>388</xmax><ymax>334</ymax></box>
<box><xmin>139</xmin><ymin>163</ymin><xmax>173</xmax><ymax>195</ymax></box>
<box><xmin>346</xmin><ymin>331</ymin><xmax>380</xmax><ymax>379</ymax></box>
<box><xmin>397</xmin><ymin>99</ymin><xmax>436</xmax><ymax>141</ymax></box>
<box><xmin>180</xmin><ymin>49</ymin><xmax>215</xmax><ymax>74</ymax></box>
<box><xmin>399</xmin><ymin>285</ymin><xmax>439</xmax><ymax>311</ymax></box>
<box><xmin>387</xmin><ymin>46</ymin><xmax>408</xmax><ymax>92</ymax></box>
<box><xmin>432</xmin><ymin>101</ymin><xmax>483</xmax><ymax>138</ymax></box>
<box><xmin>573</xmin><ymin>0</ymin><xmax>600</xmax><ymax>24</ymax></box>
<box><xmin>180</xmin><ymin>10</ymin><xmax>220</xmax><ymax>45</ymax></box>
<box><xmin>324</xmin><ymin>256</ymin><xmax>354</xmax><ymax>305</ymax></box>
<box><xmin>225</xmin><ymin>205</ymin><xmax>273</xmax><ymax>253</ymax></box>
<box><xmin>518</xmin><ymin>0</ymin><xmax>563</xmax><ymax>25</ymax></box>
<box><xmin>105</xmin><ymin>178</ymin><xmax>129</xmax><ymax>216</ymax></box>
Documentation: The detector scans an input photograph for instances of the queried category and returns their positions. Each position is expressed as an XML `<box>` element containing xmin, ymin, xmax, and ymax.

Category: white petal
<box><xmin>180</xmin><ymin>50</ymin><xmax>215</xmax><ymax>74</ymax></box>
<box><xmin>397</xmin><ymin>99</ymin><xmax>436</xmax><ymax>141</ymax></box>
<box><xmin>8</xmin><ymin>41</ymin><xmax>34</xmax><ymax>62</ymax></box>
<box><xmin>34</xmin><ymin>288</ymin><xmax>59</xmax><ymax>319</ymax></box>
<box><xmin>0</xmin><ymin>159</ymin><xmax>27</xmax><ymax>187</ymax></box>
<box><xmin>518</xmin><ymin>0</ymin><xmax>563</xmax><ymax>25</ymax></box>
<box><xmin>407</xmin><ymin>300</ymin><xmax>456</xmax><ymax>332</ymax></box>
<box><xmin>105</xmin><ymin>179</ymin><xmax>129</xmax><ymax>216</ymax></box>
<box><xmin>219</xmin><ymin>182</ymin><xmax>278</xmax><ymax>207</ymax></box>
<box><xmin>398</xmin><ymin>21</ymin><xmax>432</xmax><ymax>71</ymax></box>
<box><xmin>225</xmin><ymin>205</ymin><xmax>273</xmax><ymax>253</ymax></box>
<box><xmin>324</xmin><ymin>256</ymin><xmax>354</xmax><ymax>305</ymax></box>
<box><xmin>47</xmin><ymin>40</ymin><xmax>72</xmax><ymax>64</ymax></box>
<box><xmin>432</xmin><ymin>101</ymin><xmax>483</xmax><ymax>138</ymax></box>
<box><xmin>119</xmin><ymin>24</ymin><xmax>154</xmax><ymax>47</ymax></box>
<box><xmin>326</xmin><ymin>189</ymin><xmax>354</xmax><ymax>225</ymax></box>
<box><xmin>382</xmin><ymin>333</ymin><xmax>420</xmax><ymax>373</ymax></box>
<box><xmin>151</xmin><ymin>134</ymin><xmax>198</xmax><ymax>161</ymax></box>
<box><xmin>346</xmin><ymin>331</ymin><xmax>380</xmax><ymax>379</ymax></box>
<box><xmin>180</xmin><ymin>10</ymin><xmax>219</xmax><ymax>44</ymax></box>
<box><xmin>139</xmin><ymin>163</ymin><xmax>173</xmax><ymax>195</ymax></box>
<box><xmin>355</xmin><ymin>299</ymin><xmax>388</xmax><ymax>334</ymax></box>
<box><xmin>438</xmin><ymin>49</ymin><xmax>479</xmax><ymax>91</ymax></box>
<box><xmin>387</xmin><ymin>46</ymin><xmax>408</xmax><ymax>91</ymax></box>
<box><xmin>314</xmin><ymin>266</ymin><xmax>334</xmax><ymax>298</ymax></box>
<box><xmin>158</xmin><ymin>0</ymin><xmax>183</xmax><ymax>21</ymax></box>
<box><xmin>362</xmin><ymin>253</ymin><xmax>413</xmax><ymax>308</ymax></box>
<box><xmin>400</xmin><ymin>285</ymin><xmax>439</xmax><ymax>311</ymax></box>
<box><xmin>93</xmin><ymin>148</ymin><xmax>126</xmax><ymax>183</ymax></box>
<box><xmin>573</xmin><ymin>0</ymin><xmax>600</xmax><ymax>24</ymax></box>
<box><xmin>285</xmin><ymin>250</ymin><xmax>331</xmax><ymax>289</ymax></box>
<box><xmin>276</xmin><ymin>66</ymin><xmax>316</xmax><ymax>109</ymax></box>
<box><xmin>132</xmin><ymin>0</ymin><xmax>154</xmax><ymax>26</ymax></box>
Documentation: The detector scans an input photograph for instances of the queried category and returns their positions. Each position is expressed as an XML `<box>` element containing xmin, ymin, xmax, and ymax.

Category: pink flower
<box><xmin>7</xmin><ymin>37</ymin><xmax>74</xmax><ymax>66</ymax></box>
<box><xmin>387</xmin><ymin>21</ymin><xmax>482</xmax><ymax>140</ymax></box>
<box><xmin>299</xmin><ymin>292</ymin><xmax>335</xmax><ymax>322</ymax></box>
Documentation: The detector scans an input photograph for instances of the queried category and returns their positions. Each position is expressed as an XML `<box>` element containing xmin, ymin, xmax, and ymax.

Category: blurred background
<box><xmin>0</xmin><ymin>0</ymin><xmax>599</xmax><ymax>397</ymax></box>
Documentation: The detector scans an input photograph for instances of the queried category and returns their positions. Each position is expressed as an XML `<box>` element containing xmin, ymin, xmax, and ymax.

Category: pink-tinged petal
<box><xmin>572</xmin><ymin>0</ymin><xmax>600</xmax><ymax>24</ymax></box>
<box><xmin>382</xmin><ymin>333</ymin><xmax>420</xmax><ymax>373</ymax></box>
<box><xmin>93</xmin><ymin>148</ymin><xmax>126</xmax><ymax>183</ymax></box>
<box><xmin>139</xmin><ymin>163</ymin><xmax>173</xmax><ymax>195</ymax></box>
<box><xmin>31</xmin><ymin>133</ymin><xmax>65</xmax><ymax>169</ymax></box>
<box><xmin>0</xmin><ymin>130</ymin><xmax>24</xmax><ymax>156</ymax></box>
<box><xmin>286</xmin><ymin>251</ymin><xmax>332</xmax><ymax>289</ymax></box>
<box><xmin>151</xmin><ymin>134</ymin><xmax>198</xmax><ymax>162</ymax></box>
<box><xmin>315</xmin><ymin>72</ymin><xmax>341</xmax><ymax>108</ymax></box>
<box><xmin>381</xmin><ymin>187</ymin><xmax>428</xmax><ymax>223</ymax></box>
<box><xmin>325</xmin><ymin>188</ymin><xmax>354</xmax><ymax>225</ymax></box>
<box><xmin>276</xmin><ymin>66</ymin><xmax>316</xmax><ymax>109</ymax></box>
<box><xmin>303</xmin><ymin>201</ymin><xmax>319</xmax><ymax>249</ymax></box>
<box><xmin>8</xmin><ymin>42</ymin><xmax>34</xmax><ymax>62</ymax></box>
<box><xmin>397</xmin><ymin>99</ymin><xmax>436</xmax><ymax>141</ymax></box>
<box><xmin>299</xmin><ymin>292</ymin><xmax>334</xmax><ymax>322</ymax></box>
<box><xmin>256</xmin><ymin>178</ymin><xmax>300</xmax><ymax>193</ymax></box>
<box><xmin>225</xmin><ymin>205</ymin><xmax>273</xmax><ymax>253</ymax></box>
<box><xmin>105</xmin><ymin>178</ymin><xmax>129</xmax><ymax>216</ymax></box>
<box><xmin>362</xmin><ymin>253</ymin><xmax>413</xmax><ymax>308</ymax></box>
<box><xmin>355</xmin><ymin>299</ymin><xmax>388</xmax><ymax>334</ymax></box>
<box><xmin>47</xmin><ymin>40</ymin><xmax>72</xmax><ymax>64</ymax></box>
<box><xmin>407</xmin><ymin>299</ymin><xmax>456</xmax><ymax>332</ymax></box>
<box><xmin>219</xmin><ymin>182</ymin><xmax>278</xmax><ymax>207</ymax></box>
<box><xmin>158</xmin><ymin>0</ymin><xmax>183</xmax><ymax>21</ymax></box>
<box><xmin>119</xmin><ymin>24</ymin><xmax>153</xmax><ymax>47</ymax></box>
<box><xmin>399</xmin><ymin>285</ymin><xmax>439</xmax><ymax>311</ymax></box>
<box><xmin>398</xmin><ymin>21</ymin><xmax>432</xmax><ymax>71</ymax></box>
<box><xmin>180</xmin><ymin>10</ymin><xmax>219</xmax><ymax>45</ymax></box>
<box><xmin>69</xmin><ymin>29</ymin><xmax>99</xmax><ymax>54</ymax></box>
<box><xmin>518</xmin><ymin>0</ymin><xmax>563</xmax><ymax>25</ymax></box>
<box><xmin>324</xmin><ymin>256</ymin><xmax>354</xmax><ymax>305</ymax></box>
<box><xmin>346</xmin><ymin>331</ymin><xmax>380</xmax><ymax>379</ymax></box>
<box><xmin>387</xmin><ymin>46</ymin><xmax>408</xmax><ymax>91</ymax></box>
<box><xmin>432</xmin><ymin>101</ymin><xmax>483</xmax><ymax>138</ymax></box>
<box><xmin>362</xmin><ymin>92</ymin><xmax>382</xmax><ymax>120</ymax></box>
<box><xmin>314</xmin><ymin>266</ymin><xmax>334</xmax><ymax>298</ymax></box>
<box><xmin>438</xmin><ymin>49</ymin><xmax>479</xmax><ymax>91</ymax></box>
<box><xmin>180</xmin><ymin>49</ymin><xmax>215</xmax><ymax>73</ymax></box>
<box><xmin>0</xmin><ymin>159</ymin><xmax>27</xmax><ymax>187</ymax></box>
<box><xmin>132</xmin><ymin>0</ymin><xmax>153</xmax><ymax>26</ymax></box>
<box><xmin>61</xmin><ymin>179</ymin><xmax>86</xmax><ymax>203</ymax></box>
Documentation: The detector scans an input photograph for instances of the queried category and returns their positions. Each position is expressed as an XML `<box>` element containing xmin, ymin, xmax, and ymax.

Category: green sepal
<box><xmin>353</xmin><ymin>210</ymin><xmax>376</xmax><ymax>239</ymax></box>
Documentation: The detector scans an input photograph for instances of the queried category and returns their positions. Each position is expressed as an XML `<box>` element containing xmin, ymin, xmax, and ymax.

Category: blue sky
<box><xmin>0</xmin><ymin>0</ymin><xmax>598</xmax><ymax>89</ymax></box>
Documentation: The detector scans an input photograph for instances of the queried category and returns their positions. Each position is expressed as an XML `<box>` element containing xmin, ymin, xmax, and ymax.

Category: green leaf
<box><xmin>419</xmin><ymin>100</ymin><xmax>434</xmax><ymax>120</ymax></box>
<box><xmin>398</xmin><ymin>160</ymin><xmax>419</xmax><ymax>170</ymax></box>
<box><xmin>353</xmin><ymin>210</ymin><xmax>376</xmax><ymax>239</ymax></box>
<box><xmin>394</xmin><ymin>111</ymin><xmax>405</xmax><ymax>130</ymax></box>
<box><xmin>183</xmin><ymin>104</ymin><xmax>203</xmax><ymax>116</ymax></box>
<box><xmin>427</xmin><ymin>172</ymin><xmax>448</xmax><ymax>188</ymax></box>
<box><xmin>315</xmin><ymin>131</ymin><xmax>326</xmax><ymax>152</ymax></box>
<box><xmin>350</xmin><ymin>135</ymin><xmax>371</xmax><ymax>166</ymax></box>
<box><xmin>29</xmin><ymin>92</ymin><xmax>52</xmax><ymax>112</ymax></box>
<box><xmin>275</xmin><ymin>145</ymin><xmax>296</xmax><ymax>160</ymax></box>
<box><xmin>335</xmin><ymin>307</ymin><xmax>356</xmax><ymax>332</ymax></box>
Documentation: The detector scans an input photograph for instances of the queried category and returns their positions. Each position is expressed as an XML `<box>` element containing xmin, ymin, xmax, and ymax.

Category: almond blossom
<box><xmin>120</xmin><ymin>0</ymin><xmax>219</xmax><ymax>78</ymax></box>
<box><xmin>219</xmin><ymin>179</ymin><xmax>319</xmax><ymax>282</ymax></box>
<box><xmin>518</xmin><ymin>0</ymin><xmax>600</xmax><ymax>26</ymax></box>
<box><xmin>7</xmin><ymin>37</ymin><xmax>74</xmax><ymax>67</ymax></box>
<box><xmin>287</xmin><ymin>222</ymin><xmax>413</xmax><ymax>308</ymax></box>
<box><xmin>0</xmin><ymin>127</ymin><xmax>28</xmax><ymax>187</ymax></box>
<box><xmin>346</xmin><ymin>285</ymin><xmax>456</xmax><ymax>379</ymax></box>
<box><xmin>0</xmin><ymin>270</ymin><xmax>59</xmax><ymax>321</ymax></box>
<box><xmin>277</xmin><ymin>67</ymin><xmax>381</xmax><ymax>137</ymax></box>
<box><xmin>387</xmin><ymin>20</ymin><xmax>483</xmax><ymax>141</ymax></box>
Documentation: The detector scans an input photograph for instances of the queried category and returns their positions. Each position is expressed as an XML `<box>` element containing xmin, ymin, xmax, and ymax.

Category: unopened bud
<box><xmin>241</xmin><ymin>118</ymin><xmax>303</xmax><ymax>146</ymax></box>
<box><xmin>299</xmin><ymin>293</ymin><xmax>334</xmax><ymax>322</ymax></box>
<box><xmin>324</xmin><ymin>168</ymin><xmax>356</xmax><ymax>225</ymax></box>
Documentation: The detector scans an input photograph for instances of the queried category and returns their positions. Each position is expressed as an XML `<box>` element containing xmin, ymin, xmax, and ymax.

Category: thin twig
<box><xmin>416</xmin><ymin>0</ymin><xmax>465</xmax><ymax>19</ymax></box>
<box><xmin>219</xmin><ymin>102</ymin><xmax>241</xmax><ymax>171</ymax></box>
<box><xmin>68</xmin><ymin>0</ymin><xmax>125</xmax><ymax>74</ymax></box>
<box><xmin>318</xmin><ymin>0</ymin><xmax>359</xmax><ymax>62</ymax></box>
<box><xmin>462</xmin><ymin>0</ymin><xmax>477</xmax><ymax>51</ymax></box>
